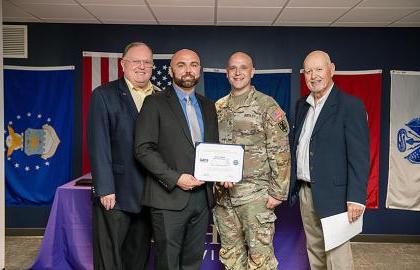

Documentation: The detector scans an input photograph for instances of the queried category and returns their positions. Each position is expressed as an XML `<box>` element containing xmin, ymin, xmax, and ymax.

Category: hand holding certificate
<box><xmin>194</xmin><ymin>143</ymin><xmax>244</xmax><ymax>182</ymax></box>
<box><xmin>320</xmin><ymin>211</ymin><xmax>364</xmax><ymax>251</ymax></box>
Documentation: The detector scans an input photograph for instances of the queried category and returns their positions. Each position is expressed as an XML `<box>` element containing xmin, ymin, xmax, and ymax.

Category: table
<box><xmin>30</xmin><ymin>175</ymin><xmax>93</xmax><ymax>270</ymax></box>
<box><xmin>31</xmin><ymin>175</ymin><xmax>309</xmax><ymax>269</ymax></box>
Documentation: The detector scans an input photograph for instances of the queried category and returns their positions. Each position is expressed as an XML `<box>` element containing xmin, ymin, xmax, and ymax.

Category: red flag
<box><xmin>300</xmin><ymin>70</ymin><xmax>382</xmax><ymax>208</ymax></box>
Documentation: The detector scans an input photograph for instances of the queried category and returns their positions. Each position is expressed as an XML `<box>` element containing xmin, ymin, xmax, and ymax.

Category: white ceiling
<box><xmin>3</xmin><ymin>0</ymin><xmax>420</xmax><ymax>27</ymax></box>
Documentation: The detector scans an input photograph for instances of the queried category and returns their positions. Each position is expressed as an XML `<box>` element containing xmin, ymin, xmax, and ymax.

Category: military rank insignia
<box><xmin>279</xmin><ymin>119</ymin><xmax>289</xmax><ymax>134</ymax></box>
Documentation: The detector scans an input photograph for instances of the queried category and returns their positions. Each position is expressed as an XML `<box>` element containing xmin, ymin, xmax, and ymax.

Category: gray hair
<box><xmin>122</xmin><ymin>42</ymin><xmax>153</xmax><ymax>58</ymax></box>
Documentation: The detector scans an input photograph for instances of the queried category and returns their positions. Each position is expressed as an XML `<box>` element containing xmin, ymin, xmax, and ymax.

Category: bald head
<box><xmin>304</xmin><ymin>50</ymin><xmax>332</xmax><ymax>69</ymax></box>
<box><xmin>227</xmin><ymin>52</ymin><xmax>254</xmax><ymax>68</ymax></box>
<box><xmin>226</xmin><ymin>52</ymin><xmax>255</xmax><ymax>96</ymax></box>
<box><xmin>170</xmin><ymin>49</ymin><xmax>200</xmax><ymax>67</ymax></box>
<box><xmin>303</xmin><ymin>50</ymin><xmax>335</xmax><ymax>99</ymax></box>
<box><xmin>169</xmin><ymin>49</ymin><xmax>201</xmax><ymax>92</ymax></box>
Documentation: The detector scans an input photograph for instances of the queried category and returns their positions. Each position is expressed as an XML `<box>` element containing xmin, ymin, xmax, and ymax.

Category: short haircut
<box><xmin>122</xmin><ymin>42</ymin><xmax>153</xmax><ymax>58</ymax></box>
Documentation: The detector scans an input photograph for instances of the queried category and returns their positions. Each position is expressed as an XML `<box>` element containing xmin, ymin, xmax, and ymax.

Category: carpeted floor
<box><xmin>5</xmin><ymin>236</ymin><xmax>420</xmax><ymax>270</ymax></box>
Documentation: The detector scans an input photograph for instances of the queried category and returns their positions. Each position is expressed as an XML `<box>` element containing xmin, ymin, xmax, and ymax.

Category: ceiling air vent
<box><xmin>3</xmin><ymin>25</ymin><xmax>28</xmax><ymax>58</ymax></box>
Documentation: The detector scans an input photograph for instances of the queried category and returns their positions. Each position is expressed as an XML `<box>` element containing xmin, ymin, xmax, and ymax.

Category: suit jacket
<box><xmin>87</xmin><ymin>78</ymin><xmax>157</xmax><ymax>213</ymax></box>
<box><xmin>288</xmin><ymin>86</ymin><xmax>370</xmax><ymax>218</ymax></box>
<box><xmin>134</xmin><ymin>87</ymin><xmax>219</xmax><ymax>210</ymax></box>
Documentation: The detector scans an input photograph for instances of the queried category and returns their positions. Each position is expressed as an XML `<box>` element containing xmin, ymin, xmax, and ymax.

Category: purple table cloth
<box><xmin>31</xmin><ymin>175</ymin><xmax>93</xmax><ymax>270</ymax></box>
<box><xmin>31</xmin><ymin>174</ymin><xmax>309</xmax><ymax>270</ymax></box>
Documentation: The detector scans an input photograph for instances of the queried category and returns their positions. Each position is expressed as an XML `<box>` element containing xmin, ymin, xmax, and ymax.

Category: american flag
<box><xmin>82</xmin><ymin>51</ymin><xmax>172</xmax><ymax>174</ymax></box>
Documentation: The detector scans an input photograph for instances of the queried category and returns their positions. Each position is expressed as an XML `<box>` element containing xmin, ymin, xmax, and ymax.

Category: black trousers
<box><xmin>150</xmin><ymin>189</ymin><xmax>209</xmax><ymax>270</ymax></box>
<box><xmin>93</xmin><ymin>199</ymin><xmax>152</xmax><ymax>270</ymax></box>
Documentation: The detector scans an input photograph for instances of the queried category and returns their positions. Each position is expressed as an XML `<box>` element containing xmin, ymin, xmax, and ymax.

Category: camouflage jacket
<box><xmin>215</xmin><ymin>87</ymin><xmax>291</xmax><ymax>206</ymax></box>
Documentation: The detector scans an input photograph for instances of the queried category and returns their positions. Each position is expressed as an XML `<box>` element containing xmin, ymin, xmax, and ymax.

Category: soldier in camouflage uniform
<box><xmin>213</xmin><ymin>52</ymin><xmax>291</xmax><ymax>270</ymax></box>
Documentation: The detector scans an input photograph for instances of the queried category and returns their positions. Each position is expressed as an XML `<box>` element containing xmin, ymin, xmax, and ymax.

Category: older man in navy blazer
<box><xmin>289</xmin><ymin>50</ymin><xmax>370</xmax><ymax>270</ymax></box>
<box><xmin>87</xmin><ymin>42</ymin><xmax>160</xmax><ymax>270</ymax></box>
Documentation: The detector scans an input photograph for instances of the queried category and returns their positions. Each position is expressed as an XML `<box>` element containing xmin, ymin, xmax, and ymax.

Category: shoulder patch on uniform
<box><xmin>271</xmin><ymin>108</ymin><xmax>285</xmax><ymax>122</ymax></box>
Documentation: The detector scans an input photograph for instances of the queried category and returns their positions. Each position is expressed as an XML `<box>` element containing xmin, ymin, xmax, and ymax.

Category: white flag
<box><xmin>387</xmin><ymin>70</ymin><xmax>420</xmax><ymax>211</ymax></box>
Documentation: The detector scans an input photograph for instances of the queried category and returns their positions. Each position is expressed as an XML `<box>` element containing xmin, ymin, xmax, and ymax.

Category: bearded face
<box><xmin>169</xmin><ymin>50</ymin><xmax>201</xmax><ymax>91</ymax></box>
<box><xmin>172</xmin><ymin>72</ymin><xmax>200</xmax><ymax>89</ymax></box>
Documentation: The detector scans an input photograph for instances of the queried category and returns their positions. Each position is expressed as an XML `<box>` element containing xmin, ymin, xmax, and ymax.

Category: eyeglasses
<box><xmin>123</xmin><ymin>59</ymin><xmax>154</xmax><ymax>68</ymax></box>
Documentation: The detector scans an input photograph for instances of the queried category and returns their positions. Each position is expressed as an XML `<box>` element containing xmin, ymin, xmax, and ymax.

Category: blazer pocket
<box><xmin>112</xmin><ymin>164</ymin><xmax>125</xmax><ymax>174</ymax></box>
<box><xmin>333</xmin><ymin>177</ymin><xmax>346</xmax><ymax>186</ymax></box>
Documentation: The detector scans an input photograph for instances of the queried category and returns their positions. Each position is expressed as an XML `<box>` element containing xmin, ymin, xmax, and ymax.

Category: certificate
<box><xmin>194</xmin><ymin>143</ymin><xmax>244</xmax><ymax>182</ymax></box>
<box><xmin>321</xmin><ymin>211</ymin><xmax>364</xmax><ymax>251</ymax></box>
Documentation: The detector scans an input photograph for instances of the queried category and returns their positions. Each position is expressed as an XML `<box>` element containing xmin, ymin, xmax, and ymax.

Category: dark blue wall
<box><xmin>5</xmin><ymin>23</ymin><xmax>420</xmax><ymax>234</ymax></box>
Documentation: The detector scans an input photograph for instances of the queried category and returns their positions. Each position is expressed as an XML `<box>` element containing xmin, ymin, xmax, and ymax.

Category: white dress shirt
<box><xmin>296</xmin><ymin>84</ymin><xmax>333</xmax><ymax>182</ymax></box>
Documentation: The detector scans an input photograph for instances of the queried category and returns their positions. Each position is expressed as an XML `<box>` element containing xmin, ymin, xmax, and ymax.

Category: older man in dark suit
<box><xmin>87</xmin><ymin>42</ymin><xmax>159</xmax><ymax>270</ymax></box>
<box><xmin>289</xmin><ymin>50</ymin><xmax>370</xmax><ymax>270</ymax></box>
<box><xmin>134</xmin><ymin>49</ymin><xmax>219</xmax><ymax>270</ymax></box>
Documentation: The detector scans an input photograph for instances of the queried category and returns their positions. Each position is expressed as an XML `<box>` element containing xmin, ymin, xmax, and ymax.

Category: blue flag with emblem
<box><xmin>203</xmin><ymin>68</ymin><xmax>291</xmax><ymax>115</ymax></box>
<box><xmin>4</xmin><ymin>66</ymin><xmax>74</xmax><ymax>205</ymax></box>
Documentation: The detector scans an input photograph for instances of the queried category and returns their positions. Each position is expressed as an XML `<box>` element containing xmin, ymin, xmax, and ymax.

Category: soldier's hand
<box><xmin>266</xmin><ymin>195</ymin><xmax>283</xmax><ymax>209</ymax></box>
<box><xmin>177</xmin><ymin>174</ymin><xmax>205</xmax><ymax>191</ymax></box>
<box><xmin>100</xmin><ymin>193</ymin><xmax>116</xmax><ymax>210</ymax></box>
<box><xmin>219</xmin><ymin>181</ymin><xmax>235</xmax><ymax>189</ymax></box>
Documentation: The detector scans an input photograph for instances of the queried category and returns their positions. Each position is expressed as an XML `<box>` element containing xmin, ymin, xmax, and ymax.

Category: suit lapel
<box><xmin>166</xmin><ymin>88</ymin><xmax>195</xmax><ymax>147</ymax></box>
<box><xmin>118</xmin><ymin>79</ymin><xmax>138</xmax><ymax>120</ymax></box>
<box><xmin>311</xmin><ymin>87</ymin><xmax>338</xmax><ymax>137</ymax></box>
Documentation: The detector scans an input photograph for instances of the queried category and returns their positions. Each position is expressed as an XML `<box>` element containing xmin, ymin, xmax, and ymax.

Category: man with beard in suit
<box><xmin>135</xmin><ymin>49</ymin><xmax>219</xmax><ymax>270</ymax></box>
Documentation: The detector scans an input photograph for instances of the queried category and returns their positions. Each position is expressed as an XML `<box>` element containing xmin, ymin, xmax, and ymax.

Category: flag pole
<box><xmin>0</xmin><ymin>6</ymin><xmax>6</xmax><ymax>269</ymax></box>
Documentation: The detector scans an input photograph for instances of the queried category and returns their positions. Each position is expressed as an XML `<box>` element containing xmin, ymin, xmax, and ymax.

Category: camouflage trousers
<box><xmin>213</xmin><ymin>195</ymin><xmax>278</xmax><ymax>270</ymax></box>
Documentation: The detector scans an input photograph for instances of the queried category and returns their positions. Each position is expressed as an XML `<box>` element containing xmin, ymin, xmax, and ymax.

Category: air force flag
<box><xmin>4</xmin><ymin>66</ymin><xmax>74</xmax><ymax>205</ymax></box>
